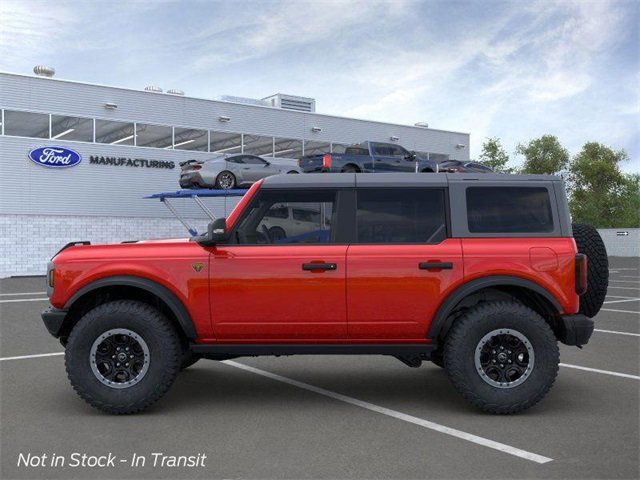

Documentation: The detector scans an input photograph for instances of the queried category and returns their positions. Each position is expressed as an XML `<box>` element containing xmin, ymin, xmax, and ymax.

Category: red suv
<box><xmin>42</xmin><ymin>173</ymin><xmax>608</xmax><ymax>414</ymax></box>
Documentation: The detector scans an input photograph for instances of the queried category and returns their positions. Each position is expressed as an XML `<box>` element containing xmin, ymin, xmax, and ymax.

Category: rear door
<box><xmin>346</xmin><ymin>187</ymin><xmax>464</xmax><ymax>340</ymax></box>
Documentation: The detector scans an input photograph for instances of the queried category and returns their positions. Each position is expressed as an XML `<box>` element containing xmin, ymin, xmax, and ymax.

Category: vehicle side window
<box><xmin>243</xmin><ymin>155</ymin><xmax>267</xmax><ymax>165</ymax></box>
<box><xmin>466</xmin><ymin>187</ymin><xmax>554</xmax><ymax>233</ymax></box>
<box><xmin>227</xmin><ymin>156</ymin><xmax>244</xmax><ymax>164</ymax></box>
<box><xmin>372</xmin><ymin>144</ymin><xmax>393</xmax><ymax>156</ymax></box>
<box><xmin>390</xmin><ymin>145</ymin><xmax>408</xmax><ymax>158</ymax></box>
<box><xmin>345</xmin><ymin>147</ymin><xmax>368</xmax><ymax>155</ymax></box>
<box><xmin>234</xmin><ymin>190</ymin><xmax>337</xmax><ymax>244</ymax></box>
<box><xmin>356</xmin><ymin>189</ymin><xmax>447</xmax><ymax>244</ymax></box>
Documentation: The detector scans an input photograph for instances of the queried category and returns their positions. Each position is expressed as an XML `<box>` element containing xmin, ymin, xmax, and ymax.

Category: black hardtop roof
<box><xmin>261</xmin><ymin>173</ymin><xmax>562</xmax><ymax>189</ymax></box>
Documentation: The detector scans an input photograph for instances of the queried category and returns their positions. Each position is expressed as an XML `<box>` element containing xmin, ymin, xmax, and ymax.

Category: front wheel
<box><xmin>443</xmin><ymin>301</ymin><xmax>559</xmax><ymax>414</ymax></box>
<box><xmin>65</xmin><ymin>300</ymin><xmax>182</xmax><ymax>414</ymax></box>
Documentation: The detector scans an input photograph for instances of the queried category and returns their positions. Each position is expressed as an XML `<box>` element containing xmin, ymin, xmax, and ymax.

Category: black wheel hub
<box><xmin>90</xmin><ymin>329</ymin><xmax>150</xmax><ymax>389</ymax></box>
<box><xmin>474</xmin><ymin>329</ymin><xmax>535</xmax><ymax>388</ymax></box>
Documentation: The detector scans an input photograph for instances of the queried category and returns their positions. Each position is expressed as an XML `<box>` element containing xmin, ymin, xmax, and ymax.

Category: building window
<box><xmin>3</xmin><ymin>110</ymin><xmax>49</xmax><ymax>138</ymax></box>
<box><xmin>95</xmin><ymin>119</ymin><xmax>135</xmax><ymax>145</ymax></box>
<box><xmin>304</xmin><ymin>140</ymin><xmax>330</xmax><ymax>156</ymax></box>
<box><xmin>51</xmin><ymin>115</ymin><xmax>93</xmax><ymax>142</ymax></box>
<box><xmin>135</xmin><ymin>123</ymin><xmax>172</xmax><ymax>148</ymax></box>
<box><xmin>356</xmin><ymin>188</ymin><xmax>447</xmax><ymax>244</ymax></box>
<box><xmin>243</xmin><ymin>134</ymin><xmax>273</xmax><ymax>156</ymax></box>
<box><xmin>173</xmin><ymin>127</ymin><xmax>208</xmax><ymax>151</ymax></box>
<box><xmin>273</xmin><ymin>137</ymin><xmax>303</xmax><ymax>159</ymax></box>
<box><xmin>466</xmin><ymin>187</ymin><xmax>554</xmax><ymax>233</ymax></box>
<box><xmin>210</xmin><ymin>131</ymin><xmax>242</xmax><ymax>154</ymax></box>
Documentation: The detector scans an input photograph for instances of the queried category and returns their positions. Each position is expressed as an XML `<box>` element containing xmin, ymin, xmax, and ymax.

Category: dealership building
<box><xmin>0</xmin><ymin>69</ymin><xmax>470</xmax><ymax>277</ymax></box>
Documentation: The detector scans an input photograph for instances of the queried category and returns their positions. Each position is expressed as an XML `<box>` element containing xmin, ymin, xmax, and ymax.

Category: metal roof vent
<box><xmin>262</xmin><ymin>93</ymin><xmax>316</xmax><ymax>113</ymax></box>
<box><xmin>33</xmin><ymin>65</ymin><xmax>55</xmax><ymax>77</ymax></box>
<box><xmin>144</xmin><ymin>85</ymin><xmax>163</xmax><ymax>93</ymax></box>
<box><xmin>167</xmin><ymin>89</ymin><xmax>184</xmax><ymax>96</ymax></box>
<box><xmin>414</xmin><ymin>122</ymin><xmax>429</xmax><ymax>128</ymax></box>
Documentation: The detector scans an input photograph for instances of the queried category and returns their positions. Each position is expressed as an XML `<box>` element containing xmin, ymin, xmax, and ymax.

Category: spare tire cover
<box><xmin>572</xmin><ymin>223</ymin><xmax>609</xmax><ymax>317</ymax></box>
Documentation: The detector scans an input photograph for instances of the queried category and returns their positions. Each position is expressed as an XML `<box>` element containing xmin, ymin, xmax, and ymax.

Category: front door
<box><xmin>346</xmin><ymin>187</ymin><xmax>463</xmax><ymax>340</ymax></box>
<box><xmin>210</xmin><ymin>188</ymin><xmax>349</xmax><ymax>341</ymax></box>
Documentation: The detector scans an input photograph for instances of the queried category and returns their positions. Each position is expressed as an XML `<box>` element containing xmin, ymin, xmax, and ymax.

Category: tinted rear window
<box><xmin>466</xmin><ymin>187</ymin><xmax>554</xmax><ymax>233</ymax></box>
<box><xmin>356</xmin><ymin>189</ymin><xmax>446</xmax><ymax>243</ymax></box>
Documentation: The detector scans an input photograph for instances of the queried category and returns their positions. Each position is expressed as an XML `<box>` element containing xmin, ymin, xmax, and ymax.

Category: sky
<box><xmin>1</xmin><ymin>0</ymin><xmax>638</xmax><ymax>172</ymax></box>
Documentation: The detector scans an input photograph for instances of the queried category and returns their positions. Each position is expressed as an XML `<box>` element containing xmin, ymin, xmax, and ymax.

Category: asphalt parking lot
<box><xmin>1</xmin><ymin>257</ymin><xmax>638</xmax><ymax>479</ymax></box>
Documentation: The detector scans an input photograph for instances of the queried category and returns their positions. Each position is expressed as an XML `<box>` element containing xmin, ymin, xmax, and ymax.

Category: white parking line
<box><xmin>0</xmin><ymin>352</ymin><xmax>64</xmax><ymax>362</ymax></box>
<box><xmin>603</xmin><ymin>298</ymin><xmax>640</xmax><ymax>305</ymax></box>
<box><xmin>0</xmin><ymin>292</ymin><xmax>47</xmax><ymax>296</ymax></box>
<box><xmin>606</xmin><ymin>286</ymin><xmax>640</xmax><ymax>291</ymax></box>
<box><xmin>614</xmin><ymin>275</ymin><xmax>640</xmax><ymax>279</ymax></box>
<box><xmin>601</xmin><ymin>308</ymin><xmax>640</xmax><ymax>314</ymax></box>
<box><xmin>608</xmin><ymin>280</ymin><xmax>640</xmax><ymax>285</ymax></box>
<box><xmin>594</xmin><ymin>328</ymin><xmax>640</xmax><ymax>337</ymax></box>
<box><xmin>222</xmin><ymin>360</ymin><xmax>553</xmax><ymax>464</ymax></box>
<box><xmin>560</xmin><ymin>363</ymin><xmax>640</xmax><ymax>380</ymax></box>
<box><xmin>606</xmin><ymin>295</ymin><xmax>636</xmax><ymax>299</ymax></box>
<box><xmin>0</xmin><ymin>298</ymin><xmax>49</xmax><ymax>304</ymax></box>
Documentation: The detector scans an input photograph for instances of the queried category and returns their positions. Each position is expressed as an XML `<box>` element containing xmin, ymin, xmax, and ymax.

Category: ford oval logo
<box><xmin>28</xmin><ymin>146</ymin><xmax>82</xmax><ymax>168</ymax></box>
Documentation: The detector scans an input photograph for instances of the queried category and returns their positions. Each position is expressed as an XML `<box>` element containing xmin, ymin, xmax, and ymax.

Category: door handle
<box><xmin>302</xmin><ymin>263</ymin><xmax>337</xmax><ymax>271</ymax></box>
<box><xmin>419</xmin><ymin>262</ymin><xmax>453</xmax><ymax>270</ymax></box>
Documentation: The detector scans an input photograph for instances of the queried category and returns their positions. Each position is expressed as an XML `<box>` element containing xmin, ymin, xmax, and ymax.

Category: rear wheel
<box><xmin>287</xmin><ymin>170</ymin><xmax>299</xmax><ymax>174</ymax></box>
<box><xmin>341</xmin><ymin>165</ymin><xmax>359</xmax><ymax>173</ymax></box>
<box><xmin>443</xmin><ymin>301</ymin><xmax>559</xmax><ymax>414</ymax></box>
<box><xmin>215</xmin><ymin>171</ymin><xmax>236</xmax><ymax>190</ymax></box>
<box><xmin>65</xmin><ymin>300</ymin><xmax>181</xmax><ymax>414</ymax></box>
<box><xmin>572</xmin><ymin>223</ymin><xmax>608</xmax><ymax>317</ymax></box>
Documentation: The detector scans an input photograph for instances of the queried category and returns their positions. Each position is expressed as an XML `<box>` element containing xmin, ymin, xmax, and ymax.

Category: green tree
<box><xmin>568</xmin><ymin>142</ymin><xmax>639</xmax><ymax>228</ymax></box>
<box><xmin>517</xmin><ymin>135</ymin><xmax>569</xmax><ymax>174</ymax></box>
<box><xmin>478</xmin><ymin>137</ymin><xmax>513</xmax><ymax>173</ymax></box>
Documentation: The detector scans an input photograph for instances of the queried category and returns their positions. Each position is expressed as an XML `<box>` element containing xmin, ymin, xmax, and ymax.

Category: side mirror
<box><xmin>405</xmin><ymin>152</ymin><xmax>416</xmax><ymax>160</ymax></box>
<box><xmin>196</xmin><ymin>218</ymin><xmax>227</xmax><ymax>246</ymax></box>
<box><xmin>264</xmin><ymin>161</ymin><xmax>271</xmax><ymax>166</ymax></box>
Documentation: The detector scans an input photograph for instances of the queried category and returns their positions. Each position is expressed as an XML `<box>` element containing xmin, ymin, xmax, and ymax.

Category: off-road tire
<box><xmin>430</xmin><ymin>350</ymin><xmax>444</xmax><ymax>368</ymax></box>
<box><xmin>65</xmin><ymin>300</ymin><xmax>182</xmax><ymax>414</ymax></box>
<box><xmin>572</xmin><ymin>223</ymin><xmax>608</xmax><ymax>317</ymax></box>
<box><xmin>443</xmin><ymin>301</ymin><xmax>559</xmax><ymax>414</ymax></box>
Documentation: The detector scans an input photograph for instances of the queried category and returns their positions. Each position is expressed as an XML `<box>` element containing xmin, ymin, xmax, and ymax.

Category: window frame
<box><xmin>224</xmin><ymin>188</ymin><xmax>352</xmax><ymax>246</ymax></box>
<box><xmin>351</xmin><ymin>187</ymin><xmax>450</xmax><ymax>245</ymax></box>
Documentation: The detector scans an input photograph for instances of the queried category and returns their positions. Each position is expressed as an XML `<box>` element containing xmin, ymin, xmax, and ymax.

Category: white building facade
<box><xmin>0</xmin><ymin>72</ymin><xmax>470</xmax><ymax>277</ymax></box>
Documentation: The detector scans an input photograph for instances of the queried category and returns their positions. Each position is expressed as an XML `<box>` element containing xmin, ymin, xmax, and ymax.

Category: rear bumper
<box><xmin>42</xmin><ymin>307</ymin><xmax>68</xmax><ymax>338</ymax></box>
<box><xmin>557</xmin><ymin>314</ymin><xmax>594</xmax><ymax>346</ymax></box>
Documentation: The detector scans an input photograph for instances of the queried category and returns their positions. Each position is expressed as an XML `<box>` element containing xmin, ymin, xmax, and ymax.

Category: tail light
<box><xmin>191</xmin><ymin>164</ymin><xmax>202</xmax><ymax>170</ymax></box>
<box><xmin>297</xmin><ymin>159</ymin><xmax>301</xmax><ymax>167</ymax></box>
<box><xmin>322</xmin><ymin>154</ymin><xmax>331</xmax><ymax>169</ymax></box>
<box><xmin>575</xmin><ymin>254</ymin><xmax>588</xmax><ymax>295</ymax></box>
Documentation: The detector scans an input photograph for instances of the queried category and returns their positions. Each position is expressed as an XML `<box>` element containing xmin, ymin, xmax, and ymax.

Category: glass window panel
<box><xmin>136</xmin><ymin>123</ymin><xmax>172</xmax><ymax>148</ymax></box>
<box><xmin>331</xmin><ymin>143</ymin><xmax>349</xmax><ymax>154</ymax></box>
<box><xmin>210</xmin><ymin>131</ymin><xmax>242</xmax><ymax>154</ymax></box>
<box><xmin>273</xmin><ymin>137</ymin><xmax>303</xmax><ymax>159</ymax></box>
<box><xmin>235</xmin><ymin>189</ymin><xmax>337</xmax><ymax>244</ymax></box>
<box><xmin>173</xmin><ymin>127</ymin><xmax>208</xmax><ymax>151</ymax></box>
<box><xmin>356</xmin><ymin>189</ymin><xmax>446</xmax><ymax>244</ymax></box>
<box><xmin>4</xmin><ymin>110</ymin><xmax>49</xmax><ymax>138</ymax></box>
<box><xmin>466</xmin><ymin>187</ymin><xmax>554</xmax><ymax>233</ymax></box>
<box><xmin>243</xmin><ymin>134</ymin><xmax>273</xmax><ymax>156</ymax></box>
<box><xmin>95</xmin><ymin>119</ymin><xmax>135</xmax><ymax>145</ymax></box>
<box><xmin>304</xmin><ymin>140</ymin><xmax>330</xmax><ymax>156</ymax></box>
<box><xmin>51</xmin><ymin>115</ymin><xmax>93</xmax><ymax>142</ymax></box>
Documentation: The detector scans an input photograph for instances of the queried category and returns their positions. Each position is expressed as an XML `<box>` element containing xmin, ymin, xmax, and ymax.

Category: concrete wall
<box><xmin>597</xmin><ymin>228</ymin><xmax>640</xmax><ymax>257</ymax></box>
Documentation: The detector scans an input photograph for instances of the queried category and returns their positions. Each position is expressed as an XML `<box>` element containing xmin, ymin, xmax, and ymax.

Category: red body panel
<box><xmin>207</xmin><ymin>245</ymin><xmax>348</xmax><ymax>341</ymax></box>
<box><xmin>346</xmin><ymin>240</ymin><xmax>463</xmax><ymax>341</ymax></box>
<box><xmin>461</xmin><ymin>238</ymin><xmax>579</xmax><ymax>315</ymax></box>
<box><xmin>50</xmin><ymin>240</ymin><xmax>213</xmax><ymax>338</ymax></box>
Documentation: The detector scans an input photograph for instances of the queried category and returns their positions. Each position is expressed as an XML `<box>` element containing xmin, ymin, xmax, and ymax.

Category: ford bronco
<box><xmin>42</xmin><ymin>173</ymin><xmax>608</xmax><ymax>414</ymax></box>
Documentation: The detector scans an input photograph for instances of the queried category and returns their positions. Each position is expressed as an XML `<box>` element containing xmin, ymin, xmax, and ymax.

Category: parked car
<box><xmin>179</xmin><ymin>154</ymin><xmax>301</xmax><ymax>189</ymax></box>
<box><xmin>298</xmin><ymin>141</ymin><xmax>438</xmax><ymax>173</ymax></box>
<box><xmin>43</xmin><ymin>173</ymin><xmax>609</xmax><ymax>415</ymax></box>
<box><xmin>438</xmin><ymin>159</ymin><xmax>493</xmax><ymax>173</ymax></box>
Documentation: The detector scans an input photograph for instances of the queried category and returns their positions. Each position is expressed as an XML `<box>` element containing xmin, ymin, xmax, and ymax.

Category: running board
<box><xmin>190</xmin><ymin>343</ymin><xmax>436</xmax><ymax>357</ymax></box>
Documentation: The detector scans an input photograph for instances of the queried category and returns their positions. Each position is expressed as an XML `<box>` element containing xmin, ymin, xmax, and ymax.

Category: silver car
<box><xmin>179</xmin><ymin>154</ymin><xmax>301</xmax><ymax>189</ymax></box>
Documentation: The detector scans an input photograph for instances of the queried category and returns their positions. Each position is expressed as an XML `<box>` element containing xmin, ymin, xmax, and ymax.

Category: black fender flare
<box><xmin>64</xmin><ymin>275</ymin><xmax>196</xmax><ymax>339</ymax></box>
<box><xmin>427</xmin><ymin>276</ymin><xmax>562</xmax><ymax>340</ymax></box>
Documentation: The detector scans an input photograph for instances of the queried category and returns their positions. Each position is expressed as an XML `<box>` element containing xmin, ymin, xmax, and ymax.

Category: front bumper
<box><xmin>557</xmin><ymin>314</ymin><xmax>594</xmax><ymax>346</ymax></box>
<box><xmin>42</xmin><ymin>307</ymin><xmax>68</xmax><ymax>338</ymax></box>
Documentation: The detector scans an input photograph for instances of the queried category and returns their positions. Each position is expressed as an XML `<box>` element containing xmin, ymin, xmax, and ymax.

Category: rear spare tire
<box><xmin>572</xmin><ymin>223</ymin><xmax>608</xmax><ymax>317</ymax></box>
